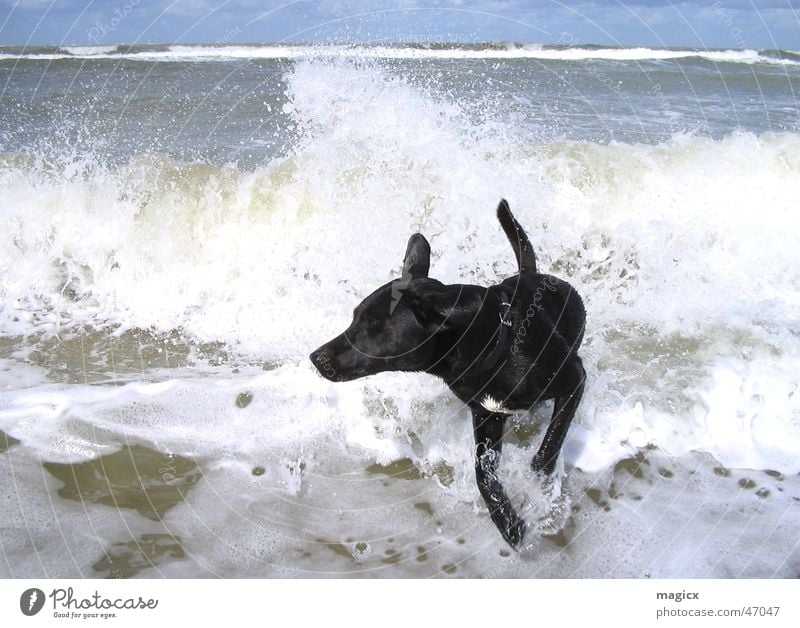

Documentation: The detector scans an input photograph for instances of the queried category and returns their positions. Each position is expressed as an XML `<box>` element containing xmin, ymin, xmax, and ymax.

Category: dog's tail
<box><xmin>497</xmin><ymin>199</ymin><xmax>536</xmax><ymax>274</ymax></box>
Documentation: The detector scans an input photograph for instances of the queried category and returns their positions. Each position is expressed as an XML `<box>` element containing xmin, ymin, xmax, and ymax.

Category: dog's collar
<box><xmin>476</xmin><ymin>288</ymin><xmax>513</xmax><ymax>373</ymax></box>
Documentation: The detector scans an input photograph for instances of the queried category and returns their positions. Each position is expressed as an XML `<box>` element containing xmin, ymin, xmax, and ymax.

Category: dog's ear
<box><xmin>407</xmin><ymin>283</ymin><xmax>482</xmax><ymax>332</ymax></box>
<box><xmin>402</xmin><ymin>233</ymin><xmax>430</xmax><ymax>280</ymax></box>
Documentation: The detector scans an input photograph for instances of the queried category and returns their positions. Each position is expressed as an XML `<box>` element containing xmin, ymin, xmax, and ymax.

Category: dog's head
<box><xmin>310</xmin><ymin>233</ymin><xmax>479</xmax><ymax>382</ymax></box>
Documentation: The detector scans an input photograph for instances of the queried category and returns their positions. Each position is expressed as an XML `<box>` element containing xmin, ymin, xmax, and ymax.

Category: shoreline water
<box><xmin>1</xmin><ymin>413</ymin><xmax>796</xmax><ymax>577</ymax></box>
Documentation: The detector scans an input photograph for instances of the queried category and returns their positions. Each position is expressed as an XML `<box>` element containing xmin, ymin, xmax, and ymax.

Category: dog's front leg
<box><xmin>471</xmin><ymin>408</ymin><xmax>526</xmax><ymax>548</ymax></box>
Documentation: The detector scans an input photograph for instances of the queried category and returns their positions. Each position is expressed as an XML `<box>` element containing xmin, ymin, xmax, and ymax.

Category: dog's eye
<box><xmin>365</xmin><ymin>317</ymin><xmax>379</xmax><ymax>330</ymax></box>
<box><xmin>351</xmin><ymin>308</ymin><xmax>381</xmax><ymax>333</ymax></box>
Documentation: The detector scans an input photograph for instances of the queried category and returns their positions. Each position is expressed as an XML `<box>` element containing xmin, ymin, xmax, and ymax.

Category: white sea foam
<box><xmin>1</xmin><ymin>369</ymin><xmax>796</xmax><ymax>577</ymax></box>
<box><xmin>61</xmin><ymin>45</ymin><xmax>118</xmax><ymax>56</ymax></box>
<box><xmin>1</xmin><ymin>44</ymin><xmax>798</xmax><ymax>66</ymax></box>
<box><xmin>1</xmin><ymin>58</ymin><xmax>799</xmax><ymax>478</ymax></box>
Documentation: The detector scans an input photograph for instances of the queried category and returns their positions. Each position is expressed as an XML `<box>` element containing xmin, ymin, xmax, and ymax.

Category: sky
<box><xmin>0</xmin><ymin>0</ymin><xmax>798</xmax><ymax>49</ymax></box>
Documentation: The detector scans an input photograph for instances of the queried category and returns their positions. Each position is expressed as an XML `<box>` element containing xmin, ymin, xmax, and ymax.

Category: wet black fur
<box><xmin>310</xmin><ymin>200</ymin><xmax>586</xmax><ymax>548</ymax></box>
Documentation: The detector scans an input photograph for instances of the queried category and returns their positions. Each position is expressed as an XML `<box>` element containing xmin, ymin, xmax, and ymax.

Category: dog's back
<box><xmin>501</xmin><ymin>273</ymin><xmax>585</xmax><ymax>356</ymax></box>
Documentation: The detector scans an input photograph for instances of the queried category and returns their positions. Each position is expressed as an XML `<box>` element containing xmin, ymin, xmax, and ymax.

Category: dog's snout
<box><xmin>310</xmin><ymin>345</ymin><xmax>340</xmax><ymax>381</ymax></box>
<box><xmin>310</xmin><ymin>347</ymin><xmax>325</xmax><ymax>365</ymax></box>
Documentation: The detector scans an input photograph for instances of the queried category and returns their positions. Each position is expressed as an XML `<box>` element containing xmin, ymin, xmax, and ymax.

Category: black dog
<box><xmin>310</xmin><ymin>200</ymin><xmax>586</xmax><ymax>548</ymax></box>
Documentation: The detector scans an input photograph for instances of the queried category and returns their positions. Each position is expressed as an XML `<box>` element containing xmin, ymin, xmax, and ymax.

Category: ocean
<box><xmin>0</xmin><ymin>43</ymin><xmax>798</xmax><ymax>578</ymax></box>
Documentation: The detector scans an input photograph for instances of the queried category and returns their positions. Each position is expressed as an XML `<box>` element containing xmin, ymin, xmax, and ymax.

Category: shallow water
<box><xmin>2</xmin><ymin>431</ymin><xmax>797</xmax><ymax>577</ymax></box>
